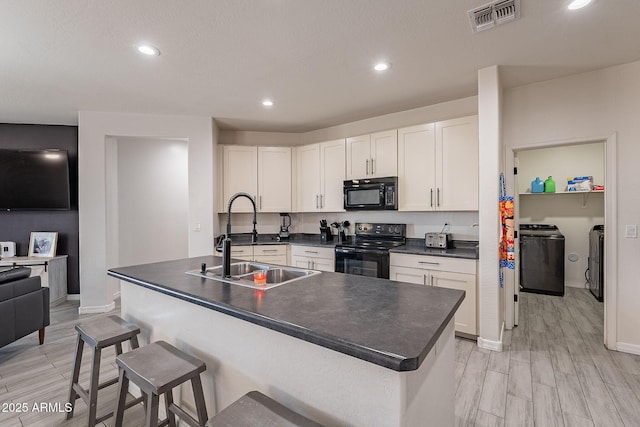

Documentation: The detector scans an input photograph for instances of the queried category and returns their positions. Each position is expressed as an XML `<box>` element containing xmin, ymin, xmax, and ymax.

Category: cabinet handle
<box><xmin>371</xmin><ymin>158</ymin><xmax>375</xmax><ymax>174</ymax></box>
<box><xmin>366</xmin><ymin>159</ymin><xmax>369</xmax><ymax>175</ymax></box>
<box><xmin>319</xmin><ymin>194</ymin><xmax>323</xmax><ymax>208</ymax></box>
<box><xmin>259</xmin><ymin>195</ymin><xmax>262</xmax><ymax>210</ymax></box>
<box><xmin>431</xmin><ymin>275</ymin><xmax>434</xmax><ymax>286</ymax></box>
<box><xmin>304</xmin><ymin>250</ymin><xmax>318</xmax><ymax>254</ymax></box>
<box><xmin>430</xmin><ymin>189</ymin><xmax>433</xmax><ymax>207</ymax></box>
<box><xmin>418</xmin><ymin>261</ymin><xmax>440</xmax><ymax>265</ymax></box>
<box><xmin>231</xmin><ymin>250</ymin><xmax>245</xmax><ymax>254</ymax></box>
<box><xmin>316</xmin><ymin>195</ymin><xmax>319</xmax><ymax>209</ymax></box>
<box><xmin>437</xmin><ymin>188</ymin><xmax>440</xmax><ymax>207</ymax></box>
<box><xmin>423</xmin><ymin>274</ymin><xmax>427</xmax><ymax>285</ymax></box>
<box><xmin>308</xmin><ymin>260</ymin><xmax>312</xmax><ymax>269</ymax></box>
<box><xmin>261</xmin><ymin>249</ymin><xmax>278</xmax><ymax>253</ymax></box>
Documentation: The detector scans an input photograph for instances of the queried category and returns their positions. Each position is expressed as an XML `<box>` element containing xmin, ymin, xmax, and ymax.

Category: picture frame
<box><xmin>28</xmin><ymin>232</ymin><xmax>58</xmax><ymax>257</ymax></box>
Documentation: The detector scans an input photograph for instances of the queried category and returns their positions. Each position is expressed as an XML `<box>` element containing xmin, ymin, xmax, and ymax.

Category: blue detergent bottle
<box><xmin>531</xmin><ymin>177</ymin><xmax>544</xmax><ymax>193</ymax></box>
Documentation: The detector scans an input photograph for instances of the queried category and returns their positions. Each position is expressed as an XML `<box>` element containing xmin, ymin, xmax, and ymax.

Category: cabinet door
<box><xmin>291</xmin><ymin>255</ymin><xmax>313</xmax><ymax>269</ymax></box>
<box><xmin>296</xmin><ymin>144</ymin><xmax>321</xmax><ymax>212</ymax></box>
<box><xmin>390</xmin><ymin>266</ymin><xmax>429</xmax><ymax>285</ymax></box>
<box><xmin>320</xmin><ymin>139</ymin><xmax>346</xmax><ymax>211</ymax></box>
<box><xmin>312</xmin><ymin>258</ymin><xmax>335</xmax><ymax>272</ymax></box>
<box><xmin>258</xmin><ymin>147</ymin><xmax>292</xmax><ymax>212</ymax></box>
<box><xmin>432</xmin><ymin>270</ymin><xmax>477</xmax><ymax>335</ymax></box>
<box><xmin>370</xmin><ymin>130</ymin><xmax>398</xmax><ymax>178</ymax></box>
<box><xmin>223</xmin><ymin>146</ymin><xmax>257</xmax><ymax>213</ymax></box>
<box><xmin>436</xmin><ymin>115</ymin><xmax>479</xmax><ymax>211</ymax></box>
<box><xmin>346</xmin><ymin>134</ymin><xmax>371</xmax><ymax>179</ymax></box>
<box><xmin>398</xmin><ymin>124</ymin><xmax>436</xmax><ymax>211</ymax></box>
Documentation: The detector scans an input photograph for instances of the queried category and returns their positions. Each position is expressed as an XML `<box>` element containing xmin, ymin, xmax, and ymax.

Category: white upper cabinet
<box><xmin>346</xmin><ymin>130</ymin><xmax>397</xmax><ymax>179</ymax></box>
<box><xmin>436</xmin><ymin>115</ymin><xmax>479</xmax><ymax>211</ymax></box>
<box><xmin>223</xmin><ymin>146</ymin><xmax>258</xmax><ymax>213</ymax></box>
<box><xmin>222</xmin><ymin>145</ymin><xmax>292</xmax><ymax>213</ymax></box>
<box><xmin>296</xmin><ymin>139</ymin><xmax>346</xmax><ymax>212</ymax></box>
<box><xmin>398</xmin><ymin>115</ymin><xmax>478</xmax><ymax>211</ymax></box>
<box><xmin>258</xmin><ymin>146</ymin><xmax>292</xmax><ymax>212</ymax></box>
<box><xmin>398</xmin><ymin>123</ymin><xmax>436</xmax><ymax>211</ymax></box>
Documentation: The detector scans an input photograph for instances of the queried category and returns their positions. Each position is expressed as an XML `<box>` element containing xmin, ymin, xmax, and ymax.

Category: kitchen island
<box><xmin>108</xmin><ymin>256</ymin><xmax>464</xmax><ymax>426</ymax></box>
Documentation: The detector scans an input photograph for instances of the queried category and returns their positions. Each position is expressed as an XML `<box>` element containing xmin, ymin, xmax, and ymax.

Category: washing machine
<box><xmin>519</xmin><ymin>224</ymin><xmax>565</xmax><ymax>296</ymax></box>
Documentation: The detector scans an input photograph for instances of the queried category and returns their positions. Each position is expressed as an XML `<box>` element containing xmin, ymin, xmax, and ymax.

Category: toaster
<box><xmin>425</xmin><ymin>233</ymin><xmax>451</xmax><ymax>249</ymax></box>
<box><xmin>0</xmin><ymin>241</ymin><xmax>16</xmax><ymax>258</ymax></box>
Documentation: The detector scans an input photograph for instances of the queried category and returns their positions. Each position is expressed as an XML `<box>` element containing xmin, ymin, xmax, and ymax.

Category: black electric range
<box><xmin>335</xmin><ymin>223</ymin><xmax>406</xmax><ymax>279</ymax></box>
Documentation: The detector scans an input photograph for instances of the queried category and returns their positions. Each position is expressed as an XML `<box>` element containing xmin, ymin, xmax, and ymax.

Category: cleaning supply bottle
<box><xmin>531</xmin><ymin>177</ymin><xmax>544</xmax><ymax>193</ymax></box>
<box><xmin>544</xmin><ymin>176</ymin><xmax>556</xmax><ymax>193</ymax></box>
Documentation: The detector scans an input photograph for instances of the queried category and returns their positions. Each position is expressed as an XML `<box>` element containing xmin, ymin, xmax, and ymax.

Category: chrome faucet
<box><xmin>217</xmin><ymin>192</ymin><xmax>258</xmax><ymax>278</ymax></box>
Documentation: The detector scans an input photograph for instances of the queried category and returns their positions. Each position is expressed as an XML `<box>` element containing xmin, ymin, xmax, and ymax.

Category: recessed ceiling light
<box><xmin>137</xmin><ymin>44</ymin><xmax>160</xmax><ymax>56</ymax></box>
<box><xmin>262</xmin><ymin>100</ymin><xmax>274</xmax><ymax>107</ymax></box>
<box><xmin>568</xmin><ymin>0</ymin><xmax>591</xmax><ymax>10</ymax></box>
<box><xmin>374</xmin><ymin>62</ymin><xmax>390</xmax><ymax>71</ymax></box>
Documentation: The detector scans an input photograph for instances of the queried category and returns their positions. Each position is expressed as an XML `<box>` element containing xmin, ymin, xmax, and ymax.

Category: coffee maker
<box><xmin>278</xmin><ymin>213</ymin><xmax>291</xmax><ymax>241</ymax></box>
<box><xmin>320</xmin><ymin>219</ymin><xmax>333</xmax><ymax>243</ymax></box>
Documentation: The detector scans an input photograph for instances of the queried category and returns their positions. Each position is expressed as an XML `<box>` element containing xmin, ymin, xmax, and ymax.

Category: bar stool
<box><xmin>66</xmin><ymin>315</ymin><xmax>142</xmax><ymax>427</ymax></box>
<box><xmin>114</xmin><ymin>340</ymin><xmax>209</xmax><ymax>427</ymax></box>
<box><xmin>206</xmin><ymin>391</ymin><xmax>324</xmax><ymax>427</ymax></box>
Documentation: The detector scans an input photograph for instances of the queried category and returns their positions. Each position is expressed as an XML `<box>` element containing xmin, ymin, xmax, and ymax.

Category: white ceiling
<box><xmin>2</xmin><ymin>0</ymin><xmax>640</xmax><ymax>132</ymax></box>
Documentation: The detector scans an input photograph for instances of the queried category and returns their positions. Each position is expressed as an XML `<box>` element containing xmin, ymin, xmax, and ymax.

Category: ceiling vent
<box><xmin>468</xmin><ymin>0</ymin><xmax>520</xmax><ymax>33</ymax></box>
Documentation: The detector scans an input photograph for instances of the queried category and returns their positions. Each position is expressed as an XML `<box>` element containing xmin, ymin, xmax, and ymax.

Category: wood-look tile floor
<box><xmin>2</xmin><ymin>288</ymin><xmax>640</xmax><ymax>426</ymax></box>
<box><xmin>455</xmin><ymin>287</ymin><xmax>640</xmax><ymax>427</ymax></box>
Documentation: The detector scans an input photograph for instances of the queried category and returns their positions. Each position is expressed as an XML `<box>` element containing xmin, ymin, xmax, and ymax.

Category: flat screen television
<box><xmin>0</xmin><ymin>149</ymin><xmax>71</xmax><ymax>210</ymax></box>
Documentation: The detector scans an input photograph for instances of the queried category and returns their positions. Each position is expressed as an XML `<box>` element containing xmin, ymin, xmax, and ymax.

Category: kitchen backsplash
<box><xmin>217</xmin><ymin>211</ymin><xmax>479</xmax><ymax>240</ymax></box>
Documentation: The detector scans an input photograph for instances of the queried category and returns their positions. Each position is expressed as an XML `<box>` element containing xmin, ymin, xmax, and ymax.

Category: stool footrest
<box><xmin>94</xmin><ymin>393</ymin><xmax>145</xmax><ymax>424</ymax></box>
<box><xmin>71</xmin><ymin>375</ymin><xmax>119</xmax><ymax>405</ymax></box>
<box><xmin>169</xmin><ymin>402</ymin><xmax>200</xmax><ymax>427</ymax></box>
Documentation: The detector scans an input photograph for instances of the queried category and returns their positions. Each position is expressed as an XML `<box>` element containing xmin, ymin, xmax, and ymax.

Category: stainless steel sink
<box><xmin>186</xmin><ymin>262</ymin><xmax>320</xmax><ymax>290</ymax></box>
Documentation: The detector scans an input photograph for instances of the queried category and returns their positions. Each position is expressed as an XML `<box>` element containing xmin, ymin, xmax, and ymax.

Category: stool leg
<box><xmin>87</xmin><ymin>346</ymin><xmax>102</xmax><ymax>427</ymax></box>
<box><xmin>115</xmin><ymin>342</ymin><xmax>123</xmax><ymax>355</ymax></box>
<box><xmin>146</xmin><ymin>392</ymin><xmax>160</xmax><ymax>427</ymax></box>
<box><xmin>130</xmin><ymin>334</ymin><xmax>140</xmax><ymax>350</ymax></box>
<box><xmin>114</xmin><ymin>368</ymin><xmax>129</xmax><ymax>427</ymax></box>
<box><xmin>66</xmin><ymin>334</ymin><xmax>84</xmax><ymax>420</ymax></box>
<box><xmin>190</xmin><ymin>375</ymin><xmax>208</xmax><ymax>427</ymax></box>
<box><xmin>164</xmin><ymin>390</ymin><xmax>177</xmax><ymax>427</ymax></box>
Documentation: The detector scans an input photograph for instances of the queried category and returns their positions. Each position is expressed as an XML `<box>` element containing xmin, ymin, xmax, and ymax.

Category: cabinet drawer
<box><xmin>390</xmin><ymin>253</ymin><xmax>476</xmax><ymax>274</ymax></box>
<box><xmin>253</xmin><ymin>245</ymin><xmax>287</xmax><ymax>257</ymax></box>
<box><xmin>254</xmin><ymin>254</ymin><xmax>288</xmax><ymax>265</ymax></box>
<box><xmin>290</xmin><ymin>245</ymin><xmax>334</xmax><ymax>260</ymax></box>
<box><xmin>214</xmin><ymin>245</ymin><xmax>253</xmax><ymax>258</ymax></box>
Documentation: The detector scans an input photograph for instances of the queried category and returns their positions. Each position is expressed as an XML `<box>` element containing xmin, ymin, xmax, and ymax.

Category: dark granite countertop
<box><xmin>108</xmin><ymin>256</ymin><xmax>464</xmax><ymax>372</ymax></box>
<box><xmin>390</xmin><ymin>239</ymin><xmax>479</xmax><ymax>259</ymax></box>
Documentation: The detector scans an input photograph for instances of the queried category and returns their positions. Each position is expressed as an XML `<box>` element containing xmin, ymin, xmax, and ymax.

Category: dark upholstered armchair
<box><xmin>0</xmin><ymin>266</ymin><xmax>50</xmax><ymax>348</ymax></box>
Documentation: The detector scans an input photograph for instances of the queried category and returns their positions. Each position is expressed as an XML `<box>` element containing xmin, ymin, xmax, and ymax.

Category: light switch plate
<box><xmin>625</xmin><ymin>225</ymin><xmax>637</xmax><ymax>238</ymax></box>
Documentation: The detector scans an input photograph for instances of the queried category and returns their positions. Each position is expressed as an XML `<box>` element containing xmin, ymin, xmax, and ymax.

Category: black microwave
<box><xmin>343</xmin><ymin>177</ymin><xmax>397</xmax><ymax>211</ymax></box>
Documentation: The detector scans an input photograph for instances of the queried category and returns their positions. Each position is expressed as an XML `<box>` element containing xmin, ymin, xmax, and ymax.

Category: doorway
<box><xmin>506</xmin><ymin>134</ymin><xmax>617</xmax><ymax>350</ymax></box>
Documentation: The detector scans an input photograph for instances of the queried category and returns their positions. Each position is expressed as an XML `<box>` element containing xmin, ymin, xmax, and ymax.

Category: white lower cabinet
<box><xmin>214</xmin><ymin>245</ymin><xmax>288</xmax><ymax>265</ymax></box>
<box><xmin>390</xmin><ymin>253</ymin><xmax>477</xmax><ymax>336</ymax></box>
<box><xmin>290</xmin><ymin>245</ymin><xmax>335</xmax><ymax>272</ymax></box>
<box><xmin>253</xmin><ymin>245</ymin><xmax>288</xmax><ymax>265</ymax></box>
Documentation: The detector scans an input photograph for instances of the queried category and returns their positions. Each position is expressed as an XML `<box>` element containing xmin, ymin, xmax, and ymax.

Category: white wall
<box><xmin>503</xmin><ymin>60</ymin><xmax>640</xmax><ymax>352</ymax></box>
<box><xmin>78</xmin><ymin>112</ymin><xmax>216</xmax><ymax>313</ymax></box>
<box><xmin>517</xmin><ymin>143</ymin><xmax>605</xmax><ymax>287</ymax></box>
<box><xmin>116</xmin><ymin>137</ymin><xmax>189</xmax><ymax>266</ymax></box>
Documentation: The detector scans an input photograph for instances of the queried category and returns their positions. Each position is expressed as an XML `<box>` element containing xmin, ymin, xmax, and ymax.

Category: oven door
<box><xmin>334</xmin><ymin>247</ymin><xmax>389</xmax><ymax>279</ymax></box>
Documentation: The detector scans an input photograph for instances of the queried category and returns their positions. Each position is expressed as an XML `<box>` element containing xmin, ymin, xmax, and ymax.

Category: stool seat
<box><xmin>206</xmin><ymin>391</ymin><xmax>323</xmax><ymax>427</ymax></box>
<box><xmin>76</xmin><ymin>315</ymin><xmax>141</xmax><ymax>348</ymax></box>
<box><xmin>67</xmin><ymin>315</ymin><xmax>141</xmax><ymax>427</ymax></box>
<box><xmin>116</xmin><ymin>340</ymin><xmax>206</xmax><ymax>395</ymax></box>
<box><xmin>114</xmin><ymin>340</ymin><xmax>208</xmax><ymax>427</ymax></box>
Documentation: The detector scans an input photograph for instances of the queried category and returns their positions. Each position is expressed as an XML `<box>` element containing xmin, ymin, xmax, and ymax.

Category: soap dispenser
<box><xmin>544</xmin><ymin>176</ymin><xmax>556</xmax><ymax>193</ymax></box>
<box><xmin>531</xmin><ymin>177</ymin><xmax>544</xmax><ymax>193</ymax></box>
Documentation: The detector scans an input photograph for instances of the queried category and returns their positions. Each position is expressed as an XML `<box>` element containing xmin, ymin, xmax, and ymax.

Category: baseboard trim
<box><xmin>565</xmin><ymin>280</ymin><xmax>586</xmax><ymax>289</ymax></box>
<box><xmin>79</xmin><ymin>301</ymin><xmax>116</xmax><ymax>314</ymax></box>
<box><xmin>477</xmin><ymin>322</ymin><xmax>504</xmax><ymax>352</ymax></box>
<box><xmin>66</xmin><ymin>294</ymin><xmax>80</xmax><ymax>301</ymax></box>
<box><xmin>616</xmin><ymin>342</ymin><xmax>640</xmax><ymax>356</ymax></box>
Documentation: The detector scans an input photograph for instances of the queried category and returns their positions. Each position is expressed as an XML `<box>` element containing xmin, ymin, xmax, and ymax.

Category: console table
<box><xmin>0</xmin><ymin>255</ymin><xmax>68</xmax><ymax>306</ymax></box>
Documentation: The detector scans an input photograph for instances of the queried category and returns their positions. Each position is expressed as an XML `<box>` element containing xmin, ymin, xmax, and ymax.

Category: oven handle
<box><xmin>335</xmin><ymin>247</ymin><xmax>389</xmax><ymax>255</ymax></box>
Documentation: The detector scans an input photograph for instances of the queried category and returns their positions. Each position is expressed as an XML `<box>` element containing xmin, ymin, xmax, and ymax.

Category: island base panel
<box><xmin>120</xmin><ymin>281</ymin><xmax>455</xmax><ymax>427</ymax></box>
